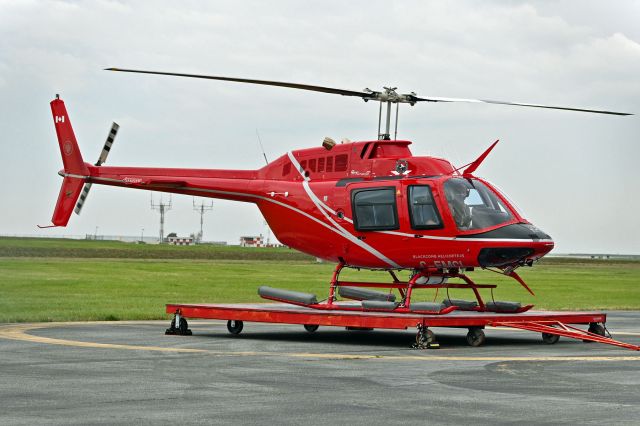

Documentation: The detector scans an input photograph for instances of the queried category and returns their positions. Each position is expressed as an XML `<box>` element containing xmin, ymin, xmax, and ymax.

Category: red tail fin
<box><xmin>51</xmin><ymin>177</ymin><xmax>85</xmax><ymax>226</ymax></box>
<box><xmin>50</xmin><ymin>97</ymin><xmax>89</xmax><ymax>176</ymax></box>
<box><xmin>45</xmin><ymin>96</ymin><xmax>89</xmax><ymax>227</ymax></box>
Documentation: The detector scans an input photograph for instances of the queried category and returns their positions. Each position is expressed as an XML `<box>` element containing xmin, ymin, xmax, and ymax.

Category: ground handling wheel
<box><xmin>542</xmin><ymin>332</ymin><xmax>560</xmax><ymax>344</ymax></box>
<box><xmin>584</xmin><ymin>322</ymin><xmax>606</xmax><ymax>342</ymax></box>
<box><xmin>165</xmin><ymin>314</ymin><xmax>192</xmax><ymax>336</ymax></box>
<box><xmin>466</xmin><ymin>327</ymin><xmax>486</xmax><ymax>347</ymax></box>
<box><xmin>304</xmin><ymin>324</ymin><xmax>319</xmax><ymax>333</ymax></box>
<box><xmin>227</xmin><ymin>320</ymin><xmax>244</xmax><ymax>335</ymax></box>
<box><xmin>412</xmin><ymin>324</ymin><xmax>439</xmax><ymax>349</ymax></box>
<box><xmin>416</xmin><ymin>329</ymin><xmax>435</xmax><ymax>346</ymax></box>
<box><xmin>178</xmin><ymin>317</ymin><xmax>189</xmax><ymax>334</ymax></box>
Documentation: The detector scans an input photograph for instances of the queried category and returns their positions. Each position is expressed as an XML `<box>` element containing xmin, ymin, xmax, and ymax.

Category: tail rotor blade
<box><xmin>96</xmin><ymin>122</ymin><xmax>119</xmax><ymax>166</ymax></box>
<box><xmin>74</xmin><ymin>183</ymin><xmax>92</xmax><ymax>215</ymax></box>
<box><xmin>76</xmin><ymin>122</ymin><xmax>119</xmax><ymax>215</ymax></box>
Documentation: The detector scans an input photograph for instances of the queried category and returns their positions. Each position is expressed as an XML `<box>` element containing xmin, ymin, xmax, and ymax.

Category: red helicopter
<box><xmin>44</xmin><ymin>68</ymin><xmax>631</xmax><ymax>317</ymax></box>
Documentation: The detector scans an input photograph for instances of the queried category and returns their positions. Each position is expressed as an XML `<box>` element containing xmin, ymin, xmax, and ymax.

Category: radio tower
<box><xmin>193</xmin><ymin>198</ymin><xmax>214</xmax><ymax>243</ymax></box>
<box><xmin>151</xmin><ymin>194</ymin><xmax>172</xmax><ymax>243</ymax></box>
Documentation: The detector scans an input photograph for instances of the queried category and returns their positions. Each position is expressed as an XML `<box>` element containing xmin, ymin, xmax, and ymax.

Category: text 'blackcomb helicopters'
<box><xmin>43</xmin><ymin>68</ymin><xmax>631</xmax><ymax>314</ymax></box>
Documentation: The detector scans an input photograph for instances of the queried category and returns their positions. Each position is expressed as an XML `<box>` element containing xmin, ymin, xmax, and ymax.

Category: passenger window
<box><xmin>408</xmin><ymin>185</ymin><xmax>443</xmax><ymax>229</ymax></box>
<box><xmin>352</xmin><ymin>187</ymin><xmax>398</xmax><ymax>231</ymax></box>
<box><xmin>318</xmin><ymin>157</ymin><xmax>325</xmax><ymax>172</ymax></box>
<box><xmin>326</xmin><ymin>156</ymin><xmax>333</xmax><ymax>172</ymax></box>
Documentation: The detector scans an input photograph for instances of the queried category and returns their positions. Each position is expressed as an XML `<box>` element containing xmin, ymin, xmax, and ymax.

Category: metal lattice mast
<box><xmin>193</xmin><ymin>198</ymin><xmax>214</xmax><ymax>243</ymax></box>
<box><xmin>151</xmin><ymin>194</ymin><xmax>172</xmax><ymax>243</ymax></box>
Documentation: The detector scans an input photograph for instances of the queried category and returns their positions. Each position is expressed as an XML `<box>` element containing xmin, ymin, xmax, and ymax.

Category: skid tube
<box><xmin>268</xmin><ymin>262</ymin><xmax>534</xmax><ymax>315</ymax></box>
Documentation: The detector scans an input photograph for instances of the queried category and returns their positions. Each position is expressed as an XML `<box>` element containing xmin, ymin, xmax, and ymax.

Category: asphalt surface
<box><xmin>1</xmin><ymin>312</ymin><xmax>639</xmax><ymax>425</ymax></box>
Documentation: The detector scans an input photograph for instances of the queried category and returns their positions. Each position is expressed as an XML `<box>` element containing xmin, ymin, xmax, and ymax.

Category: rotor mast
<box><xmin>383</xmin><ymin>99</ymin><xmax>392</xmax><ymax>140</ymax></box>
<box><xmin>366</xmin><ymin>86</ymin><xmax>417</xmax><ymax>140</ymax></box>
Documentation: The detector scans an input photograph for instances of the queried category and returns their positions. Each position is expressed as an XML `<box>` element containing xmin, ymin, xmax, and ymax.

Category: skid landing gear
<box><xmin>412</xmin><ymin>324</ymin><xmax>439</xmax><ymax>349</ymax></box>
<box><xmin>165</xmin><ymin>312</ymin><xmax>192</xmax><ymax>336</ymax></box>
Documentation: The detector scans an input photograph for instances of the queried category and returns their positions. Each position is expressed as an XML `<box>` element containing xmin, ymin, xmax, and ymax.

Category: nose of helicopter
<box><xmin>530</xmin><ymin>230</ymin><xmax>555</xmax><ymax>259</ymax></box>
<box><xmin>472</xmin><ymin>223</ymin><xmax>554</xmax><ymax>267</ymax></box>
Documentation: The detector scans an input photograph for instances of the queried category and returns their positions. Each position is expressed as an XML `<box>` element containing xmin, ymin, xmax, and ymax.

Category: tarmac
<box><xmin>1</xmin><ymin>312</ymin><xmax>639</xmax><ymax>425</ymax></box>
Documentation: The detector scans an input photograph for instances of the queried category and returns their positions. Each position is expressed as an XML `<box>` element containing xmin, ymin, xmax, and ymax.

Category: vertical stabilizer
<box><xmin>50</xmin><ymin>96</ymin><xmax>89</xmax><ymax>176</ymax></box>
<box><xmin>43</xmin><ymin>96</ymin><xmax>89</xmax><ymax>227</ymax></box>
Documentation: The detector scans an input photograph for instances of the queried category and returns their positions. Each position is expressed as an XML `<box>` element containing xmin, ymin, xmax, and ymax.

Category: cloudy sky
<box><xmin>1</xmin><ymin>0</ymin><xmax>638</xmax><ymax>254</ymax></box>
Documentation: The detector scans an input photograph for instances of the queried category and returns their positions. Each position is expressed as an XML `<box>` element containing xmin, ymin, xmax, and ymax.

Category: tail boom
<box><xmin>45</xmin><ymin>96</ymin><xmax>262</xmax><ymax>228</ymax></box>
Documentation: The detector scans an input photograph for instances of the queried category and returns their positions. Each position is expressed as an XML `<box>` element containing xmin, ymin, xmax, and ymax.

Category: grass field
<box><xmin>0</xmin><ymin>237</ymin><xmax>638</xmax><ymax>322</ymax></box>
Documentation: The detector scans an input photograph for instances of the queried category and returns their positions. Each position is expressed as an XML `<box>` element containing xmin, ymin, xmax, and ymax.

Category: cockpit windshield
<box><xmin>444</xmin><ymin>178</ymin><xmax>514</xmax><ymax>231</ymax></box>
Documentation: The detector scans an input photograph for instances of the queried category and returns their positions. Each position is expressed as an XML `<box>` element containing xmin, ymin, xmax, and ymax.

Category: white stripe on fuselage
<box><xmin>287</xmin><ymin>151</ymin><xmax>400</xmax><ymax>268</ymax></box>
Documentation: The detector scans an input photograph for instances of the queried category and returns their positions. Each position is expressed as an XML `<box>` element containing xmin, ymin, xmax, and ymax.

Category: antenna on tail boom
<box><xmin>255</xmin><ymin>129</ymin><xmax>269</xmax><ymax>165</ymax></box>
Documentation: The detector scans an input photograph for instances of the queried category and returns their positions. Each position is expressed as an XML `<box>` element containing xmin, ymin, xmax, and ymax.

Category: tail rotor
<box><xmin>74</xmin><ymin>122</ymin><xmax>119</xmax><ymax>214</ymax></box>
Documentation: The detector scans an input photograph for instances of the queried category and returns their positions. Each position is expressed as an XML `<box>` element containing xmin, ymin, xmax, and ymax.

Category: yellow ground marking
<box><xmin>0</xmin><ymin>322</ymin><xmax>638</xmax><ymax>362</ymax></box>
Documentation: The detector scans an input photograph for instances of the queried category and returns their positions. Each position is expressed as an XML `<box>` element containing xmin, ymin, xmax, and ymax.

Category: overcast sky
<box><xmin>1</xmin><ymin>0</ymin><xmax>638</xmax><ymax>254</ymax></box>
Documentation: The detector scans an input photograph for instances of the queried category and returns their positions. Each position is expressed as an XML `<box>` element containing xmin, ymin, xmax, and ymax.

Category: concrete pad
<box><xmin>1</xmin><ymin>312</ymin><xmax>639</xmax><ymax>425</ymax></box>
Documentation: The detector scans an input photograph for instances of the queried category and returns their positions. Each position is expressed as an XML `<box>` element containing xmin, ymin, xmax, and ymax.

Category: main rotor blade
<box><xmin>413</xmin><ymin>95</ymin><xmax>632</xmax><ymax>116</ymax></box>
<box><xmin>106</xmin><ymin>68</ymin><xmax>374</xmax><ymax>99</ymax></box>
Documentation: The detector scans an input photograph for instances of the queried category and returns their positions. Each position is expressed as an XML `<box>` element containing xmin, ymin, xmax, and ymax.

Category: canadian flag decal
<box><xmin>55</xmin><ymin>116</ymin><xmax>65</xmax><ymax>123</ymax></box>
